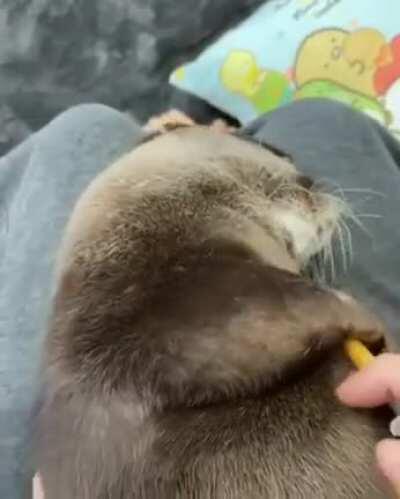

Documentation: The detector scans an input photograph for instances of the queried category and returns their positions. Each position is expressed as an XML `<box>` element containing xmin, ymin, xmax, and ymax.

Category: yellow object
<box><xmin>220</xmin><ymin>50</ymin><xmax>293</xmax><ymax>114</ymax></box>
<box><xmin>294</xmin><ymin>28</ymin><xmax>386</xmax><ymax>98</ymax></box>
<box><xmin>345</xmin><ymin>338</ymin><xmax>400</xmax><ymax>444</ymax></box>
<box><xmin>344</xmin><ymin>338</ymin><xmax>375</xmax><ymax>370</ymax></box>
<box><xmin>174</xmin><ymin>66</ymin><xmax>186</xmax><ymax>82</ymax></box>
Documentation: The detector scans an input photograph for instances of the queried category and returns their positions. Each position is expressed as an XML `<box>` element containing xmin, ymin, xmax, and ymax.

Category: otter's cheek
<box><xmin>272</xmin><ymin>209</ymin><xmax>320</xmax><ymax>262</ymax></box>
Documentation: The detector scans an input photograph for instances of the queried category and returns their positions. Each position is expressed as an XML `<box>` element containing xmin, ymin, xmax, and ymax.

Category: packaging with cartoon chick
<box><xmin>170</xmin><ymin>0</ymin><xmax>400</xmax><ymax>138</ymax></box>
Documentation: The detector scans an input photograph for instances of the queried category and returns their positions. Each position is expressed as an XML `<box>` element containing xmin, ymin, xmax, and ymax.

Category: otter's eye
<box><xmin>297</xmin><ymin>175</ymin><xmax>314</xmax><ymax>190</ymax></box>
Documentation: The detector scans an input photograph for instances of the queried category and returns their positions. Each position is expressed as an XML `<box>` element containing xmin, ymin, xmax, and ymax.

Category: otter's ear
<box><xmin>143</xmin><ymin>109</ymin><xmax>195</xmax><ymax>134</ymax></box>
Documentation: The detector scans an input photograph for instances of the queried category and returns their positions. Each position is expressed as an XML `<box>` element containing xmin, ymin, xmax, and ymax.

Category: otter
<box><xmin>34</xmin><ymin>125</ymin><xmax>390</xmax><ymax>498</ymax></box>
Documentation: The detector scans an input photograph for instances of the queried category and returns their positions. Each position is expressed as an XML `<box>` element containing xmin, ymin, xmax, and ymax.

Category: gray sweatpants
<box><xmin>1</xmin><ymin>100</ymin><xmax>400</xmax><ymax>498</ymax></box>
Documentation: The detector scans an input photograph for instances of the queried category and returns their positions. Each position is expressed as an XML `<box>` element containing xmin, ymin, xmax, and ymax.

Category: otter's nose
<box><xmin>297</xmin><ymin>175</ymin><xmax>314</xmax><ymax>190</ymax></box>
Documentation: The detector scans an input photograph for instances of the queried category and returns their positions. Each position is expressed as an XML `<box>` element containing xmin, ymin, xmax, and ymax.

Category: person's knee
<box><xmin>66</xmin><ymin>103</ymin><xmax>123</xmax><ymax>121</ymax></box>
<box><xmin>244</xmin><ymin>98</ymin><xmax>373</xmax><ymax>140</ymax></box>
<box><xmin>294</xmin><ymin>98</ymin><xmax>370</xmax><ymax>122</ymax></box>
<box><xmin>35</xmin><ymin>103</ymin><xmax>143</xmax><ymax>160</ymax></box>
<box><xmin>46</xmin><ymin>103</ymin><xmax>138</xmax><ymax>133</ymax></box>
<box><xmin>275</xmin><ymin>99</ymin><xmax>370</xmax><ymax>125</ymax></box>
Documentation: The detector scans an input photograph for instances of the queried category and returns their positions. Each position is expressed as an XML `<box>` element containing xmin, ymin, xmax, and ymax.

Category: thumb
<box><xmin>33</xmin><ymin>474</ymin><xmax>44</xmax><ymax>499</ymax></box>
<box><xmin>377</xmin><ymin>439</ymin><xmax>400</xmax><ymax>497</ymax></box>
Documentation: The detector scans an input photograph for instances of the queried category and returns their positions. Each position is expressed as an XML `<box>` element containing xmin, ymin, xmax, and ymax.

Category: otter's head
<box><xmin>216</xmin><ymin>135</ymin><xmax>348</xmax><ymax>274</ymax></box>
<box><xmin>264</xmin><ymin>172</ymin><xmax>346</xmax><ymax>269</ymax></box>
<box><xmin>137</xmin><ymin>124</ymin><xmax>347</xmax><ymax>276</ymax></box>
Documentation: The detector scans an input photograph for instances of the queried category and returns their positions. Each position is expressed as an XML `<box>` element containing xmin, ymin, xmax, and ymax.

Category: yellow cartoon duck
<box><xmin>295</xmin><ymin>28</ymin><xmax>387</xmax><ymax>97</ymax></box>
<box><xmin>220</xmin><ymin>50</ymin><xmax>293</xmax><ymax>113</ymax></box>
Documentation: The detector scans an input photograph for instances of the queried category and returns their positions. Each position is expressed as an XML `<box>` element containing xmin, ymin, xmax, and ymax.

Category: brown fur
<box><xmin>34</xmin><ymin>126</ymin><xmax>390</xmax><ymax>498</ymax></box>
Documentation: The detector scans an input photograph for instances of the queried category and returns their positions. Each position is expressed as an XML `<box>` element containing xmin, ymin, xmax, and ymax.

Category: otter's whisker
<box><xmin>336</xmin><ymin>222</ymin><xmax>348</xmax><ymax>274</ymax></box>
<box><xmin>318</xmin><ymin>240</ymin><xmax>330</xmax><ymax>284</ymax></box>
<box><xmin>341</xmin><ymin>219</ymin><xmax>354</xmax><ymax>266</ymax></box>
<box><xmin>315</xmin><ymin>176</ymin><xmax>385</xmax><ymax>199</ymax></box>
<box><xmin>314</xmin><ymin>177</ymin><xmax>345</xmax><ymax>198</ymax></box>
<box><xmin>346</xmin><ymin>211</ymin><xmax>373</xmax><ymax>238</ymax></box>
<box><xmin>354</xmin><ymin>213</ymin><xmax>383</xmax><ymax>219</ymax></box>
<box><xmin>333</xmin><ymin>187</ymin><xmax>386</xmax><ymax>198</ymax></box>
<box><xmin>327</xmin><ymin>239</ymin><xmax>336</xmax><ymax>282</ymax></box>
<box><xmin>320</xmin><ymin>249</ymin><xmax>327</xmax><ymax>284</ymax></box>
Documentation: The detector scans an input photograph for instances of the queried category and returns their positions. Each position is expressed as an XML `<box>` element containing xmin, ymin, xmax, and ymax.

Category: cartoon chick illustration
<box><xmin>220</xmin><ymin>50</ymin><xmax>294</xmax><ymax>113</ymax></box>
<box><xmin>295</xmin><ymin>28</ymin><xmax>387</xmax><ymax>97</ymax></box>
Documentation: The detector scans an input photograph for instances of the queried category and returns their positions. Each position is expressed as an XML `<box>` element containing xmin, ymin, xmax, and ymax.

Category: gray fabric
<box><xmin>0</xmin><ymin>0</ymin><xmax>264</xmax><ymax>155</ymax></box>
<box><xmin>1</xmin><ymin>100</ymin><xmax>400</xmax><ymax>497</ymax></box>
<box><xmin>0</xmin><ymin>104</ymin><xmax>142</xmax><ymax>498</ymax></box>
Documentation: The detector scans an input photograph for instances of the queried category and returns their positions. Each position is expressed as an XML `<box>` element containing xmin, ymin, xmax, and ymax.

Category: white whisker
<box><xmin>341</xmin><ymin>219</ymin><xmax>353</xmax><ymax>265</ymax></box>
<box><xmin>314</xmin><ymin>177</ymin><xmax>345</xmax><ymax>197</ymax></box>
<box><xmin>354</xmin><ymin>213</ymin><xmax>382</xmax><ymax>219</ymax></box>
<box><xmin>329</xmin><ymin>240</ymin><xmax>336</xmax><ymax>282</ymax></box>
<box><xmin>346</xmin><ymin>211</ymin><xmax>373</xmax><ymax>238</ymax></box>
<box><xmin>336</xmin><ymin>222</ymin><xmax>347</xmax><ymax>274</ymax></box>
<box><xmin>333</xmin><ymin>187</ymin><xmax>386</xmax><ymax>198</ymax></box>
<box><xmin>317</xmin><ymin>252</ymin><xmax>325</xmax><ymax>284</ymax></box>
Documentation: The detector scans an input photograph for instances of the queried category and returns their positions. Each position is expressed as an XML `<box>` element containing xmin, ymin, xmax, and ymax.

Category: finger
<box><xmin>376</xmin><ymin>439</ymin><xmax>400</xmax><ymax>497</ymax></box>
<box><xmin>336</xmin><ymin>353</ymin><xmax>400</xmax><ymax>407</ymax></box>
<box><xmin>33</xmin><ymin>474</ymin><xmax>44</xmax><ymax>499</ymax></box>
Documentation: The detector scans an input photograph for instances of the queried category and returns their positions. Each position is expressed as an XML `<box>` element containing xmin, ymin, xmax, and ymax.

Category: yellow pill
<box><xmin>344</xmin><ymin>338</ymin><xmax>375</xmax><ymax>370</ymax></box>
<box><xmin>344</xmin><ymin>338</ymin><xmax>400</xmax><ymax>443</ymax></box>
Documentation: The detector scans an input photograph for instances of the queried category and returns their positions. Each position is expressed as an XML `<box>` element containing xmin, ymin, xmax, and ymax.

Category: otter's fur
<box><xmin>34</xmin><ymin>126</ymin><xmax>389</xmax><ymax>498</ymax></box>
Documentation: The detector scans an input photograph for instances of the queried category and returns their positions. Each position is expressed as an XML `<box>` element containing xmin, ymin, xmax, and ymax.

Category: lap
<box><xmin>2</xmin><ymin>99</ymin><xmax>400</xmax><ymax>498</ymax></box>
<box><xmin>0</xmin><ymin>103</ymin><xmax>142</xmax><ymax>499</ymax></box>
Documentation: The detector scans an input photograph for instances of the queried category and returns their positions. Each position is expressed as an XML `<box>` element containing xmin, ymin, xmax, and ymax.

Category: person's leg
<box><xmin>241</xmin><ymin>100</ymin><xmax>400</xmax><ymax>337</ymax></box>
<box><xmin>0</xmin><ymin>104</ymin><xmax>142</xmax><ymax>499</ymax></box>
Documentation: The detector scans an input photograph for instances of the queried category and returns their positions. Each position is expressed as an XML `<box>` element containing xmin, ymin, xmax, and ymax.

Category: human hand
<box><xmin>33</xmin><ymin>473</ymin><xmax>44</xmax><ymax>499</ymax></box>
<box><xmin>337</xmin><ymin>353</ymin><xmax>400</xmax><ymax>496</ymax></box>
